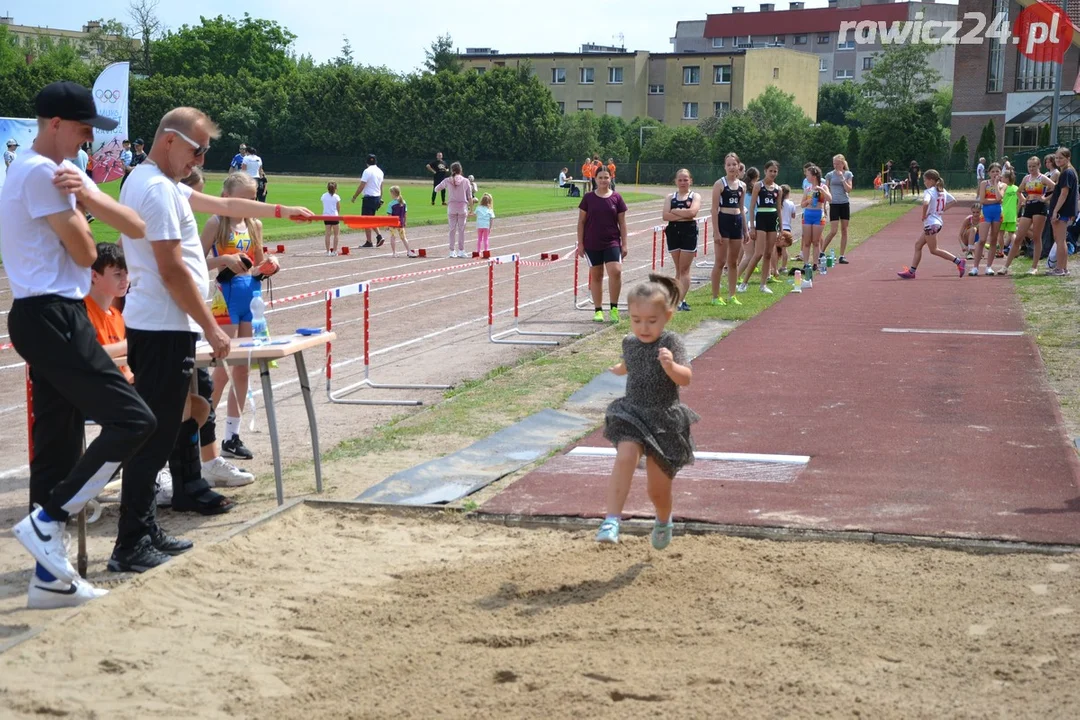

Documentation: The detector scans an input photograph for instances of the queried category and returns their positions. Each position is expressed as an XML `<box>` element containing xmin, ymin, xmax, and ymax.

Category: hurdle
<box><xmin>489</xmin><ymin>253</ymin><xmax>581</xmax><ymax>346</ymax></box>
<box><xmin>325</xmin><ymin>281</ymin><xmax>451</xmax><ymax>406</ymax></box>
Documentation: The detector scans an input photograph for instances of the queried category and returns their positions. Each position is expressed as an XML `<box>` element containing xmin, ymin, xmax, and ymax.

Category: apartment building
<box><xmin>0</xmin><ymin>15</ymin><xmax>138</xmax><ymax>60</ymax></box>
<box><xmin>459</xmin><ymin>46</ymin><xmax>819</xmax><ymax>125</ymax></box>
<box><xmin>672</xmin><ymin>0</ymin><xmax>955</xmax><ymax>89</ymax></box>
<box><xmin>951</xmin><ymin>0</ymin><xmax>1080</xmax><ymax>161</ymax></box>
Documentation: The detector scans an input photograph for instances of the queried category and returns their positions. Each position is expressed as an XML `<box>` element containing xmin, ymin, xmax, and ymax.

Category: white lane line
<box><xmin>567</xmin><ymin>446</ymin><xmax>811</xmax><ymax>464</ymax></box>
<box><xmin>881</xmin><ymin>328</ymin><xmax>1025</xmax><ymax>337</ymax></box>
<box><xmin>0</xmin><ymin>464</ymin><xmax>28</xmax><ymax>479</ymax></box>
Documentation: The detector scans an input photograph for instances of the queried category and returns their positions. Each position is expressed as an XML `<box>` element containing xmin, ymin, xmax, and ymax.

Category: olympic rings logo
<box><xmin>95</xmin><ymin>89</ymin><xmax>122</xmax><ymax>103</ymax></box>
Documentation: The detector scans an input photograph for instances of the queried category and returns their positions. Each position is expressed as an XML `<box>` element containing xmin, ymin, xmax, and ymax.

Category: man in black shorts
<box><xmin>427</xmin><ymin>151</ymin><xmax>448</xmax><ymax>205</ymax></box>
<box><xmin>351</xmin><ymin>153</ymin><xmax>385</xmax><ymax>247</ymax></box>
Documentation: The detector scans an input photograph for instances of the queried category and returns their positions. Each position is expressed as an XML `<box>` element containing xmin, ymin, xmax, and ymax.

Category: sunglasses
<box><xmin>163</xmin><ymin>127</ymin><xmax>209</xmax><ymax>157</ymax></box>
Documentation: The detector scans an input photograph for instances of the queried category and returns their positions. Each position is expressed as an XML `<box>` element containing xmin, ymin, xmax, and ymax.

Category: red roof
<box><xmin>703</xmin><ymin>4</ymin><xmax>909</xmax><ymax>37</ymax></box>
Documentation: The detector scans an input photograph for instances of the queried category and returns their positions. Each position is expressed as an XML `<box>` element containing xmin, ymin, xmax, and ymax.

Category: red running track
<box><xmin>482</xmin><ymin>205</ymin><xmax>1080</xmax><ymax>545</ymax></box>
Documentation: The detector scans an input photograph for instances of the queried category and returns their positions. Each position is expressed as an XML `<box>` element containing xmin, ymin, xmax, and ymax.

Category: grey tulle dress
<box><xmin>603</xmin><ymin>330</ymin><xmax>700</xmax><ymax>477</ymax></box>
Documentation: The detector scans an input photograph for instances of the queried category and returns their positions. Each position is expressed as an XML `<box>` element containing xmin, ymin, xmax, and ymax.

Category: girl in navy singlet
<box><xmin>710</xmin><ymin>152</ymin><xmax>749</xmax><ymax>307</ymax></box>
<box><xmin>662</xmin><ymin>168</ymin><xmax>701</xmax><ymax>311</ymax></box>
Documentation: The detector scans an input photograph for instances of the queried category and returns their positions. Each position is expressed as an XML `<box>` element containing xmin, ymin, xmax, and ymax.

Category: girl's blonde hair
<box><xmin>215</xmin><ymin>172</ymin><xmax>257</xmax><ymax>252</ymax></box>
<box><xmin>327</xmin><ymin>181</ymin><xmax>337</xmax><ymax>194</ymax></box>
<box><xmin>923</xmin><ymin>168</ymin><xmax>944</xmax><ymax>193</ymax></box>
<box><xmin>479</xmin><ymin>193</ymin><xmax>493</xmax><ymax>208</ymax></box>
<box><xmin>627</xmin><ymin>273</ymin><xmax>680</xmax><ymax>310</ymax></box>
<box><xmin>1056</xmin><ymin>147</ymin><xmax>1073</xmax><ymax>168</ymax></box>
<box><xmin>833</xmin><ymin>154</ymin><xmax>849</xmax><ymax>172</ymax></box>
<box><xmin>1003</xmin><ymin>169</ymin><xmax>1015</xmax><ymax>184</ymax></box>
<box><xmin>180</xmin><ymin>167</ymin><xmax>204</xmax><ymax>189</ymax></box>
<box><xmin>674</xmin><ymin>168</ymin><xmax>692</xmax><ymax>182</ymax></box>
<box><xmin>389</xmin><ymin>185</ymin><xmax>402</xmax><ymax>198</ymax></box>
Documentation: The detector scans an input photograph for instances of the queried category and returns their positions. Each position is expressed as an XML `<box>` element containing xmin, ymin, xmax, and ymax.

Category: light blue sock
<box><xmin>35</xmin><ymin>563</ymin><xmax>57</xmax><ymax>583</ymax></box>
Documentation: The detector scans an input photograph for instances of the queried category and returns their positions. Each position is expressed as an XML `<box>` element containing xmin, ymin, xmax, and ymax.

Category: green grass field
<box><xmin>86</xmin><ymin>175</ymin><xmax>656</xmax><ymax>246</ymax></box>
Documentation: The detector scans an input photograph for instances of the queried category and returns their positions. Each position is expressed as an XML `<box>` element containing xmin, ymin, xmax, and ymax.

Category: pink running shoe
<box><xmin>958</xmin><ymin>259</ymin><xmax>967</xmax><ymax>277</ymax></box>
<box><xmin>897</xmin><ymin>267</ymin><xmax>917</xmax><ymax>279</ymax></box>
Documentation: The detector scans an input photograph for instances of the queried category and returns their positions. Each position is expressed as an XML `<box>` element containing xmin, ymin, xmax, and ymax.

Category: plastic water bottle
<box><xmin>250</xmin><ymin>289</ymin><xmax>269</xmax><ymax>345</ymax></box>
<box><xmin>792</xmin><ymin>269</ymin><xmax>802</xmax><ymax>293</ymax></box>
<box><xmin>827</xmin><ymin>249</ymin><xmax>836</xmax><ymax>267</ymax></box>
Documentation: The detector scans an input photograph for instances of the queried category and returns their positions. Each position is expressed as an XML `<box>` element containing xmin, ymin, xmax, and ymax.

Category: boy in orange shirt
<box><xmin>85</xmin><ymin>244</ymin><xmax>210</xmax><ymax>504</ymax></box>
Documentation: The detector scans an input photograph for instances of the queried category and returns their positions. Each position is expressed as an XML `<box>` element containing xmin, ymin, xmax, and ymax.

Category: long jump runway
<box><xmin>482</xmin><ymin>205</ymin><xmax>1080</xmax><ymax>546</ymax></box>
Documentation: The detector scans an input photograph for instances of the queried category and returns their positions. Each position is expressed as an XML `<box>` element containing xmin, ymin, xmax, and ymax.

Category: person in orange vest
<box><xmin>607</xmin><ymin>157</ymin><xmax>617</xmax><ymax>190</ymax></box>
<box><xmin>582</xmin><ymin>157</ymin><xmax>595</xmax><ymax>191</ymax></box>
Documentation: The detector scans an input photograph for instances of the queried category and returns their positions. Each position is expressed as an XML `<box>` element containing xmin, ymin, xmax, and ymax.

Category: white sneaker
<box><xmin>12</xmin><ymin>508</ymin><xmax>77</xmax><ymax>584</ymax></box>
<box><xmin>985</xmin><ymin>267</ymin><xmax>996</xmax><ymax>276</ymax></box>
<box><xmin>448</xmin><ymin>250</ymin><xmax>458</xmax><ymax>258</ymax></box>
<box><xmin>759</xmin><ymin>286</ymin><xmax>773</xmax><ymax>294</ymax></box>
<box><xmin>155</xmin><ymin>467</ymin><xmax>173</xmax><ymax>507</ymax></box>
<box><xmin>27</xmin><ymin>575</ymin><xmax>108</xmax><ymax>610</ymax></box>
<box><xmin>202</xmin><ymin>456</ymin><xmax>255</xmax><ymax>487</ymax></box>
<box><xmin>736</xmin><ymin>283</ymin><xmax>748</xmax><ymax>293</ymax></box>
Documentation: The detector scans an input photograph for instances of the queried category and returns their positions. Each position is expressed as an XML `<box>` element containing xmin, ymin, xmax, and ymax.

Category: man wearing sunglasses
<box><xmin>113</xmin><ymin>106</ymin><xmax>313</xmax><ymax>573</ymax></box>
<box><xmin>4</xmin><ymin>81</ymin><xmax>157</xmax><ymax>608</ymax></box>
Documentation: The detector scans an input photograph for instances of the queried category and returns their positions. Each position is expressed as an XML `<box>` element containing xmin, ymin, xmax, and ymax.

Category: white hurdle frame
<box><xmin>489</xmin><ymin>253</ymin><xmax>581</xmax><ymax>346</ymax></box>
<box><xmin>325</xmin><ymin>282</ymin><xmax>451</xmax><ymax>406</ymax></box>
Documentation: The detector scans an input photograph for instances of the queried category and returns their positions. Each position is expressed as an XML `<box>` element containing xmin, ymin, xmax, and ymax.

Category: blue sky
<box><xmin>14</xmin><ymin>0</ymin><xmax>851</xmax><ymax>74</ymax></box>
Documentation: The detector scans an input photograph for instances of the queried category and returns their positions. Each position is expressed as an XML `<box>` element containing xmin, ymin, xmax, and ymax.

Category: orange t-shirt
<box><xmin>607</xmin><ymin>163</ymin><xmax>616</xmax><ymax>178</ymax></box>
<box><xmin>582</xmin><ymin>162</ymin><xmax>594</xmax><ymax>180</ymax></box>
<box><xmin>84</xmin><ymin>296</ymin><xmax>133</xmax><ymax>383</ymax></box>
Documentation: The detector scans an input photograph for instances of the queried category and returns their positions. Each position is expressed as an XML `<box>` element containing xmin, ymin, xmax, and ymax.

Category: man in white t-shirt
<box><xmin>976</xmin><ymin>157</ymin><xmax>986</xmax><ymax>184</ymax></box>
<box><xmin>242</xmin><ymin>147</ymin><xmax>268</xmax><ymax>202</ymax></box>
<box><xmin>2</xmin><ymin>81</ymin><xmax>156</xmax><ymax>608</ymax></box>
<box><xmin>113</xmin><ymin>106</ymin><xmax>313</xmax><ymax>573</ymax></box>
<box><xmin>351</xmin><ymin>153</ymin><xmax>385</xmax><ymax>248</ymax></box>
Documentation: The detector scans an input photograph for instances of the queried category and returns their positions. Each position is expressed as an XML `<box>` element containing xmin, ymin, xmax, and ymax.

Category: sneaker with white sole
<box><xmin>12</xmin><ymin>508</ymin><xmax>76</xmax><ymax>584</ymax></box>
<box><xmin>27</xmin><ymin>575</ymin><xmax>108</xmax><ymax>610</ymax></box>
<box><xmin>202</xmin><ymin>456</ymin><xmax>255</xmax><ymax>487</ymax></box>
<box><xmin>221</xmin><ymin>434</ymin><xmax>254</xmax><ymax>460</ymax></box>
<box><xmin>155</xmin><ymin>467</ymin><xmax>173</xmax><ymax>507</ymax></box>
<box><xmin>595</xmin><ymin>518</ymin><xmax>620</xmax><ymax>544</ymax></box>
<box><xmin>736</xmin><ymin>283</ymin><xmax>748</xmax><ymax>293</ymax></box>
<box><xmin>759</xmin><ymin>286</ymin><xmax>773</xmax><ymax>294</ymax></box>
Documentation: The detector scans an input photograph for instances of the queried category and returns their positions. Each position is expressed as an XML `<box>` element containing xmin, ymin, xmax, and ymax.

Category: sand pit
<box><xmin>1</xmin><ymin>504</ymin><xmax>1077</xmax><ymax>718</ymax></box>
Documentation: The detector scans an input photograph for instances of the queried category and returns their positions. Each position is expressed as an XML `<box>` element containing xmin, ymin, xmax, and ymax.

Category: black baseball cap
<box><xmin>134</xmin><ymin>138</ymin><xmax>144</xmax><ymax>146</ymax></box>
<box><xmin>34</xmin><ymin>81</ymin><xmax>118</xmax><ymax>131</ymax></box>
<box><xmin>367</xmin><ymin>153</ymin><xmax>377</xmax><ymax>162</ymax></box>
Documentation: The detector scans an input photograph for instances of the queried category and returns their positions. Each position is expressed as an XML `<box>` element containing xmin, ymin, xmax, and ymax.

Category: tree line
<box><xmin>1</xmin><ymin>8</ymin><xmax>984</xmax><ymax>183</ymax></box>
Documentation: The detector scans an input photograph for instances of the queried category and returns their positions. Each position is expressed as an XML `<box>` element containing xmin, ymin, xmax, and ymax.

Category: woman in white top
<box><xmin>321</xmin><ymin>181</ymin><xmax>342</xmax><ymax>255</ymax></box>
<box><xmin>896</xmin><ymin>170</ymin><xmax>965</xmax><ymax>279</ymax></box>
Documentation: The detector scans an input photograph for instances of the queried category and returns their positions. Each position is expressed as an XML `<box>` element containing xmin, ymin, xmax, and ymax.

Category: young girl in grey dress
<box><xmin>597</xmin><ymin>274</ymin><xmax>699</xmax><ymax>549</ymax></box>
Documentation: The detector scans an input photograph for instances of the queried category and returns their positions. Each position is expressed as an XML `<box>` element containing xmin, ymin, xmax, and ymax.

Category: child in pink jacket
<box><xmin>434</xmin><ymin>161</ymin><xmax>474</xmax><ymax>257</ymax></box>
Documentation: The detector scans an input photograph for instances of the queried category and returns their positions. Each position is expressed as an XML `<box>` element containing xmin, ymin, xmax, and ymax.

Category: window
<box><xmin>683</xmin><ymin>102</ymin><xmax>699</xmax><ymax>120</ymax></box>
<box><xmin>557</xmin><ymin>102</ymin><xmax>565</xmax><ymax>114</ymax></box>
<box><xmin>835</xmin><ymin>69</ymin><xmax>854</xmax><ymax>80</ymax></box>
<box><xmin>736</xmin><ymin>35</ymin><xmax>753</xmax><ymax>48</ymax></box>
<box><xmin>819</xmin><ymin>57</ymin><xmax>828</xmax><ymax>73</ymax></box>
<box><xmin>608</xmin><ymin>66</ymin><xmax>623</xmax><ymax>84</ymax></box>
<box><xmin>862</xmin><ymin>57</ymin><xmax>873</xmax><ymax>70</ymax></box>
<box><xmin>579</xmin><ymin>67</ymin><xmax>594</xmax><ymax>84</ymax></box>
<box><xmin>987</xmin><ymin>0</ymin><xmax>1008</xmax><ymax>92</ymax></box>
<box><xmin>648</xmin><ymin>84</ymin><xmax>665</xmax><ymax>94</ymax></box>
<box><xmin>838</xmin><ymin>39</ymin><xmax>856</xmax><ymax>50</ymax></box>
<box><xmin>1016</xmin><ymin>55</ymin><xmax>1056</xmax><ymax>91</ymax></box>
<box><xmin>605</xmin><ymin>100</ymin><xmax>623</xmax><ymax>117</ymax></box>
<box><xmin>551</xmin><ymin>67</ymin><xmax>566</xmax><ymax>84</ymax></box>
<box><xmin>772</xmin><ymin>67</ymin><xmax>780</xmax><ymax>79</ymax></box>
<box><xmin>577</xmin><ymin>100</ymin><xmax>594</xmax><ymax>111</ymax></box>
<box><xmin>714</xmin><ymin>65</ymin><xmax>732</xmax><ymax>84</ymax></box>
<box><xmin>794</xmin><ymin>34</ymin><xmax>808</xmax><ymax>45</ymax></box>
<box><xmin>773</xmin><ymin>35</ymin><xmax>785</xmax><ymax>45</ymax></box>
<box><xmin>714</xmin><ymin>101</ymin><xmax>730</xmax><ymax>116</ymax></box>
<box><xmin>474</xmin><ymin>67</ymin><xmax>486</xmax><ymax>75</ymax></box>
<box><xmin>711</xmin><ymin>37</ymin><xmax>725</xmax><ymax>48</ymax></box>
<box><xmin>683</xmin><ymin>66</ymin><xmax>700</xmax><ymax>85</ymax></box>
<box><xmin>818</xmin><ymin>34</ymin><xmax>831</xmax><ymax>44</ymax></box>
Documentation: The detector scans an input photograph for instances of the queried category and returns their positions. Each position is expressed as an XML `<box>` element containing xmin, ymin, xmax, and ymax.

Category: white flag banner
<box><xmin>90</xmin><ymin>61</ymin><xmax>129</xmax><ymax>184</ymax></box>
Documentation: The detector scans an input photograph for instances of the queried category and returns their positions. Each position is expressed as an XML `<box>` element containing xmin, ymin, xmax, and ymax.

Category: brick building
<box><xmin>951</xmin><ymin>0</ymin><xmax>1080</xmax><ymax>163</ymax></box>
<box><xmin>671</xmin><ymin>0</ymin><xmax>955</xmax><ymax>89</ymax></box>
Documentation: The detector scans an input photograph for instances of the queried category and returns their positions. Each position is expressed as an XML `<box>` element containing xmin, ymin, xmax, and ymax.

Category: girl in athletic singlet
<box><xmin>740</xmin><ymin>160</ymin><xmax>781</xmax><ymax>294</ymax></box>
<box><xmin>897</xmin><ymin>170</ymin><xmax>965</xmax><ymax>280</ymax></box>
<box><xmin>662</xmin><ymin>168</ymin><xmax>701</xmax><ymax>311</ymax></box>
<box><xmin>710</xmin><ymin>152</ymin><xmax>750</xmax><ymax>307</ymax></box>
<box><xmin>201</xmin><ymin>172</ymin><xmax>265</xmax><ymax>459</ymax></box>
<box><xmin>971</xmin><ymin>163</ymin><xmax>1004</xmax><ymax>275</ymax></box>
<box><xmin>1004</xmin><ymin>156</ymin><xmax>1056</xmax><ymax>274</ymax></box>
<box><xmin>800</xmin><ymin>164</ymin><xmax>832</xmax><ymax>279</ymax></box>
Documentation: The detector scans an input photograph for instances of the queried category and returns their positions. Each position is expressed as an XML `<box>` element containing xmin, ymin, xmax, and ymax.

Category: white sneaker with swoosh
<box><xmin>12</xmin><ymin>507</ymin><xmax>77</xmax><ymax>584</ymax></box>
<box><xmin>27</xmin><ymin>576</ymin><xmax>108</xmax><ymax>610</ymax></box>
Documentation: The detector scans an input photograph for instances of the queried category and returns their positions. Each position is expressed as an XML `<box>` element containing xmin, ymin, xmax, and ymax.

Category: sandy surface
<box><xmin>1</xmin><ymin>505</ymin><xmax>1077</xmax><ymax>719</ymax></box>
